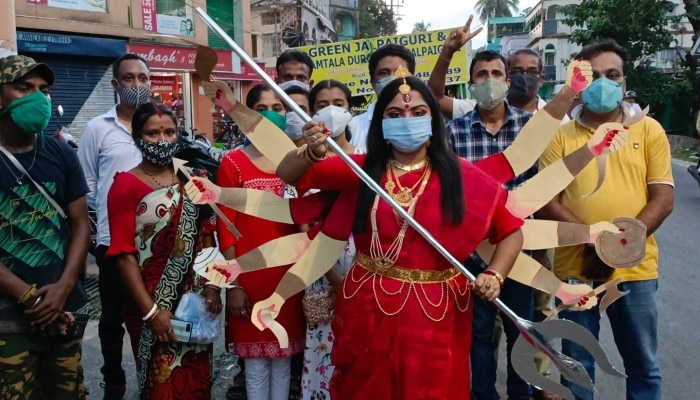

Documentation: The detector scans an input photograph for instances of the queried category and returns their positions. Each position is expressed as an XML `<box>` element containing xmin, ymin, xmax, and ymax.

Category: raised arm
<box><xmin>428</xmin><ymin>16</ymin><xmax>481</xmax><ymax>120</ymax></box>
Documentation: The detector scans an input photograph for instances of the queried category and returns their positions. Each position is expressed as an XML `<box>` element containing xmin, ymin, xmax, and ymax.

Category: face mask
<box><xmin>313</xmin><ymin>105</ymin><xmax>352</xmax><ymax>138</ymax></box>
<box><xmin>374</xmin><ymin>75</ymin><xmax>394</xmax><ymax>97</ymax></box>
<box><xmin>508</xmin><ymin>74</ymin><xmax>540</xmax><ymax>104</ymax></box>
<box><xmin>0</xmin><ymin>91</ymin><xmax>52</xmax><ymax>135</ymax></box>
<box><xmin>382</xmin><ymin>116</ymin><xmax>432</xmax><ymax>153</ymax></box>
<box><xmin>117</xmin><ymin>85</ymin><xmax>151</xmax><ymax>109</ymax></box>
<box><xmin>285</xmin><ymin>112</ymin><xmax>305</xmax><ymax>141</ymax></box>
<box><xmin>469</xmin><ymin>79</ymin><xmax>509</xmax><ymax>110</ymax></box>
<box><xmin>259</xmin><ymin>109</ymin><xmax>287</xmax><ymax>132</ymax></box>
<box><xmin>581</xmin><ymin>77</ymin><xmax>623</xmax><ymax>114</ymax></box>
<box><xmin>136</xmin><ymin>139</ymin><xmax>179</xmax><ymax>167</ymax></box>
<box><xmin>279</xmin><ymin>80</ymin><xmax>310</xmax><ymax>92</ymax></box>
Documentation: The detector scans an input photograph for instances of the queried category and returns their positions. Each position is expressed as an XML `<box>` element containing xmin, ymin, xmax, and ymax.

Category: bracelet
<box><xmin>306</xmin><ymin>145</ymin><xmax>327</xmax><ymax>163</ymax></box>
<box><xmin>482</xmin><ymin>269</ymin><xmax>505</xmax><ymax>287</ymax></box>
<box><xmin>18</xmin><ymin>284</ymin><xmax>38</xmax><ymax>305</ymax></box>
<box><xmin>230</xmin><ymin>284</ymin><xmax>245</xmax><ymax>291</ymax></box>
<box><xmin>204</xmin><ymin>283</ymin><xmax>221</xmax><ymax>292</ymax></box>
<box><xmin>439</xmin><ymin>54</ymin><xmax>453</xmax><ymax>63</ymax></box>
<box><xmin>142</xmin><ymin>303</ymin><xmax>158</xmax><ymax>321</ymax></box>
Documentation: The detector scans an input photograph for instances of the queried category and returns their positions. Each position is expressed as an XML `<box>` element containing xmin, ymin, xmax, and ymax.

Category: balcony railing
<box><xmin>330</xmin><ymin>0</ymin><xmax>358</xmax><ymax>8</ymax></box>
<box><xmin>544</xmin><ymin>65</ymin><xmax>557</xmax><ymax>82</ymax></box>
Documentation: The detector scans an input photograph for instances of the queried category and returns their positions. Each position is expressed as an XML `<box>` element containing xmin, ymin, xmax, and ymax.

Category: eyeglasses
<box><xmin>509</xmin><ymin>68</ymin><xmax>541</xmax><ymax>76</ymax></box>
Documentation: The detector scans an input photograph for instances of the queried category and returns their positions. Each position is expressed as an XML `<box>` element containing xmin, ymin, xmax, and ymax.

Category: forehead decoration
<box><xmin>395</xmin><ymin>65</ymin><xmax>413</xmax><ymax>106</ymax></box>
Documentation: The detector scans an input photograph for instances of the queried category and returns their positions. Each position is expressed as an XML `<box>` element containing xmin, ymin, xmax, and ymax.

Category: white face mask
<box><xmin>279</xmin><ymin>80</ymin><xmax>311</xmax><ymax>92</ymax></box>
<box><xmin>285</xmin><ymin>112</ymin><xmax>305</xmax><ymax>141</ymax></box>
<box><xmin>313</xmin><ymin>105</ymin><xmax>352</xmax><ymax>138</ymax></box>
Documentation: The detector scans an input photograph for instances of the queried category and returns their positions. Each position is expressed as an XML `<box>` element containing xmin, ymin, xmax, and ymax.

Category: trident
<box><xmin>194</xmin><ymin>8</ymin><xmax>624</xmax><ymax>398</ymax></box>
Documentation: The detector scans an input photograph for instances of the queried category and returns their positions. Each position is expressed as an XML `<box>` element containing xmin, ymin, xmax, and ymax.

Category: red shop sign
<box><xmin>129</xmin><ymin>43</ymin><xmax>236</xmax><ymax>73</ymax></box>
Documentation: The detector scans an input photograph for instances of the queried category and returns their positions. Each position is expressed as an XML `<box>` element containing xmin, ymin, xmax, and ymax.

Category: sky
<box><xmin>395</xmin><ymin>0</ymin><xmax>542</xmax><ymax>48</ymax></box>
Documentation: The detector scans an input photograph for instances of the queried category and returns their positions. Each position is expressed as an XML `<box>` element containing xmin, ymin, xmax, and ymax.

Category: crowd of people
<box><xmin>0</xmin><ymin>14</ymin><xmax>673</xmax><ymax>400</ymax></box>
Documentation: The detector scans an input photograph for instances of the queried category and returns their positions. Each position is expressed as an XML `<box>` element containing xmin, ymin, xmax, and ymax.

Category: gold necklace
<box><xmin>140</xmin><ymin>165</ymin><xmax>175</xmax><ymax>188</ymax></box>
<box><xmin>390</xmin><ymin>157</ymin><xmax>429</xmax><ymax>172</ymax></box>
<box><xmin>384</xmin><ymin>163</ymin><xmax>431</xmax><ymax>208</ymax></box>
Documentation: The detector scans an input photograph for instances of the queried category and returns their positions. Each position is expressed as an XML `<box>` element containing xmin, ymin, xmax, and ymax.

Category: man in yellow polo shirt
<box><xmin>539</xmin><ymin>40</ymin><xmax>674</xmax><ymax>400</ymax></box>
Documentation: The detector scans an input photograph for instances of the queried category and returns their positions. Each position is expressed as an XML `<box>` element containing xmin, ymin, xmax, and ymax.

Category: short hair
<box><xmin>575</xmin><ymin>39</ymin><xmax>629</xmax><ymax>75</ymax></box>
<box><xmin>283</xmin><ymin>84</ymin><xmax>309</xmax><ymax>98</ymax></box>
<box><xmin>469</xmin><ymin>50</ymin><xmax>507</xmax><ymax>81</ymax></box>
<box><xmin>113</xmin><ymin>54</ymin><xmax>149</xmax><ymax>79</ymax></box>
<box><xmin>245</xmin><ymin>84</ymin><xmax>278</xmax><ymax>109</ymax></box>
<box><xmin>131</xmin><ymin>103</ymin><xmax>177</xmax><ymax>141</ymax></box>
<box><xmin>507</xmin><ymin>48</ymin><xmax>543</xmax><ymax>71</ymax></box>
<box><xmin>276</xmin><ymin>50</ymin><xmax>314</xmax><ymax>76</ymax></box>
<box><xmin>367</xmin><ymin>44</ymin><xmax>416</xmax><ymax>80</ymax></box>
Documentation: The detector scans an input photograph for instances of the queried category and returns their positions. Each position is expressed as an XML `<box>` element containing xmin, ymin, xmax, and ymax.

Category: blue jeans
<box><xmin>559</xmin><ymin>279</ymin><xmax>661</xmax><ymax>400</ymax></box>
<box><xmin>468</xmin><ymin>262</ymin><xmax>534</xmax><ymax>400</ymax></box>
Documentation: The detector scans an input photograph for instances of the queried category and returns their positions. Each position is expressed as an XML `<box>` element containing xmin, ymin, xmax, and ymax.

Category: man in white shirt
<box><xmin>77</xmin><ymin>53</ymin><xmax>150</xmax><ymax>400</ymax></box>
<box><xmin>348</xmin><ymin>44</ymin><xmax>416</xmax><ymax>153</ymax></box>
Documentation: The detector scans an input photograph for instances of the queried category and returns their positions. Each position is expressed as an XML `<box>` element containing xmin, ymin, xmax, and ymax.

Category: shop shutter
<box><xmin>29</xmin><ymin>55</ymin><xmax>116</xmax><ymax>142</ymax></box>
<box><xmin>207</xmin><ymin>0</ymin><xmax>235</xmax><ymax>50</ymax></box>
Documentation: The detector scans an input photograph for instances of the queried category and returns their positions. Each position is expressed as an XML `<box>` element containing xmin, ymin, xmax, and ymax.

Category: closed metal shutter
<box><xmin>28</xmin><ymin>55</ymin><xmax>116</xmax><ymax>142</ymax></box>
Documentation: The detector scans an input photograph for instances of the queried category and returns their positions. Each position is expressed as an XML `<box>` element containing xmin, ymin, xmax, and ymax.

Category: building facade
<box><xmin>14</xmin><ymin>0</ymin><xmax>254</xmax><ymax>143</ymax></box>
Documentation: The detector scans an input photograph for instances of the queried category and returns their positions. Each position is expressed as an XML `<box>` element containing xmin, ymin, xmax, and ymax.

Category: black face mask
<box><xmin>508</xmin><ymin>74</ymin><xmax>541</xmax><ymax>105</ymax></box>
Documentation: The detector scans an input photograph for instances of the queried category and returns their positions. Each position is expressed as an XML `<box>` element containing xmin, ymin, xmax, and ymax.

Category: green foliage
<box><xmin>626</xmin><ymin>64</ymin><xmax>690</xmax><ymax>109</ymax></box>
<box><xmin>560</xmin><ymin>0</ymin><xmax>686</xmax><ymax>111</ymax></box>
<box><xmin>475</xmin><ymin>0</ymin><xmax>520</xmax><ymax>23</ymax></box>
<box><xmin>358</xmin><ymin>0</ymin><xmax>397</xmax><ymax>38</ymax></box>
<box><xmin>560</xmin><ymin>0</ymin><xmax>678</xmax><ymax>61</ymax></box>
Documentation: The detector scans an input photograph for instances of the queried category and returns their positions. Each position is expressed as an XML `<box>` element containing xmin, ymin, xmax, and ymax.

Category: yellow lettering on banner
<box><xmin>299</xmin><ymin>28</ymin><xmax>470</xmax><ymax>97</ymax></box>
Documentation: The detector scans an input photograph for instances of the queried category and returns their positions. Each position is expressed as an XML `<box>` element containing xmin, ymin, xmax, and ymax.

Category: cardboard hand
<box><xmin>555</xmin><ymin>283</ymin><xmax>598</xmax><ymax>311</ymax></box>
<box><xmin>588</xmin><ymin>221</ymin><xmax>621</xmax><ymax>243</ymax></box>
<box><xmin>185</xmin><ymin>177</ymin><xmax>221</xmax><ymax>204</ymax></box>
<box><xmin>201</xmin><ymin>80</ymin><xmax>237</xmax><ymax>114</ymax></box>
<box><xmin>587</xmin><ymin>122</ymin><xmax>627</xmax><ymax>156</ymax></box>
<box><xmin>565</xmin><ymin>59</ymin><xmax>593</xmax><ymax>94</ymax></box>
<box><xmin>203</xmin><ymin>259</ymin><xmax>244</xmax><ymax>288</ymax></box>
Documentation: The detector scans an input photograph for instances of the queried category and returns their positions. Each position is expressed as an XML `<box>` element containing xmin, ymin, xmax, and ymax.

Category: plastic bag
<box><xmin>174</xmin><ymin>292</ymin><xmax>223</xmax><ymax>344</ymax></box>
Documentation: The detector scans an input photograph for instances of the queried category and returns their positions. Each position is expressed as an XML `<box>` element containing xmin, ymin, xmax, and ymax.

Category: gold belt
<box><xmin>355</xmin><ymin>252</ymin><xmax>460</xmax><ymax>283</ymax></box>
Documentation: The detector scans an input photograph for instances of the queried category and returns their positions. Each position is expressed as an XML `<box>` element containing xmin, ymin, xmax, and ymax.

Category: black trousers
<box><xmin>95</xmin><ymin>245</ymin><xmax>127</xmax><ymax>385</ymax></box>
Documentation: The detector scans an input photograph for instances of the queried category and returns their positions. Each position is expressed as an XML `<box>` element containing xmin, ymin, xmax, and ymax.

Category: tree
<box><xmin>358</xmin><ymin>0</ymin><xmax>397</xmax><ymax>38</ymax></box>
<box><xmin>681</xmin><ymin>0</ymin><xmax>700</xmax><ymax>134</ymax></box>
<box><xmin>519</xmin><ymin>7</ymin><xmax>532</xmax><ymax>17</ymax></box>
<box><xmin>561</xmin><ymin>0</ymin><xmax>688</xmax><ymax>110</ymax></box>
<box><xmin>413</xmin><ymin>20</ymin><xmax>432</xmax><ymax>33</ymax></box>
<box><xmin>474</xmin><ymin>0</ymin><xmax>520</xmax><ymax>24</ymax></box>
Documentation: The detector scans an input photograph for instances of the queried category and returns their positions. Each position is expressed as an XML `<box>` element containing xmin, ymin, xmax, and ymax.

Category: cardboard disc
<box><xmin>595</xmin><ymin>217</ymin><xmax>647</xmax><ymax>268</ymax></box>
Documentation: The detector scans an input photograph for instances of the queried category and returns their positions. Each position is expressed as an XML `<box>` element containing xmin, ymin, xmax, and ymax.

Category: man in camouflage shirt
<box><xmin>0</xmin><ymin>55</ymin><xmax>91</xmax><ymax>399</ymax></box>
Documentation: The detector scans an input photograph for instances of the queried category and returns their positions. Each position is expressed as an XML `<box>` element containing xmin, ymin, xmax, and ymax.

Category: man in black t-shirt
<box><xmin>0</xmin><ymin>55</ymin><xmax>90</xmax><ymax>399</ymax></box>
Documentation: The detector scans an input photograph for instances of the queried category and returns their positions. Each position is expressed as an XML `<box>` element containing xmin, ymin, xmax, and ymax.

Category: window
<box><xmin>261</xmin><ymin>12</ymin><xmax>279</xmax><ymax>25</ymax></box>
<box><xmin>252</xmin><ymin>34</ymin><xmax>258</xmax><ymax>58</ymax></box>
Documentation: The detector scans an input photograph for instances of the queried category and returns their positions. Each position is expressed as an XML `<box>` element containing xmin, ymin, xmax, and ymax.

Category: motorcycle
<box><xmin>52</xmin><ymin>105</ymin><xmax>78</xmax><ymax>149</ymax></box>
<box><xmin>688</xmin><ymin>153</ymin><xmax>700</xmax><ymax>188</ymax></box>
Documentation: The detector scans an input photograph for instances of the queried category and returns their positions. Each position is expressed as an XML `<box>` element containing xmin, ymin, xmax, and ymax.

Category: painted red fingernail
<box><xmin>619</xmin><ymin>228</ymin><xmax>626</xmax><ymax>232</ymax></box>
<box><xmin>620</xmin><ymin>238</ymin><xmax>628</xmax><ymax>245</ymax></box>
<box><xmin>623</xmin><ymin>126</ymin><xmax>629</xmax><ymax>129</ymax></box>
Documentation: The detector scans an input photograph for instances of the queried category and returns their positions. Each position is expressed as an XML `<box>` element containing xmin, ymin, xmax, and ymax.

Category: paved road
<box><xmin>81</xmin><ymin>161</ymin><xmax>700</xmax><ymax>399</ymax></box>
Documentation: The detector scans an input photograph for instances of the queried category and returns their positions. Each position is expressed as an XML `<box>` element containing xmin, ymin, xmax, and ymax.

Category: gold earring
<box><xmin>426</xmin><ymin>139</ymin><xmax>432</xmax><ymax>148</ymax></box>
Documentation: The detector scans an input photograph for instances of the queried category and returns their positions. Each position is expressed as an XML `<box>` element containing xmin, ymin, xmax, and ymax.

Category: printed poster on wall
<box><xmin>141</xmin><ymin>0</ymin><xmax>195</xmax><ymax>37</ymax></box>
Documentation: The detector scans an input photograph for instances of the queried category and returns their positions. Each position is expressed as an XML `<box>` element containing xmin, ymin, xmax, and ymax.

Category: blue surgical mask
<box><xmin>581</xmin><ymin>77</ymin><xmax>623</xmax><ymax>113</ymax></box>
<box><xmin>374</xmin><ymin>75</ymin><xmax>393</xmax><ymax>97</ymax></box>
<box><xmin>382</xmin><ymin>116</ymin><xmax>432</xmax><ymax>153</ymax></box>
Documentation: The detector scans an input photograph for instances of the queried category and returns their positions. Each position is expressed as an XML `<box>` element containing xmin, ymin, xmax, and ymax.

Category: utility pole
<box><xmin>1</xmin><ymin>1</ymin><xmax>18</xmax><ymax>57</ymax></box>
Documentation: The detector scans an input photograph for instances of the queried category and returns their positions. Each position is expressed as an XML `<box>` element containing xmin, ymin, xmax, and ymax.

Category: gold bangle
<box><xmin>483</xmin><ymin>269</ymin><xmax>505</xmax><ymax>287</ymax></box>
<box><xmin>204</xmin><ymin>283</ymin><xmax>221</xmax><ymax>292</ymax></box>
<box><xmin>18</xmin><ymin>284</ymin><xmax>37</xmax><ymax>305</ymax></box>
<box><xmin>306</xmin><ymin>145</ymin><xmax>327</xmax><ymax>163</ymax></box>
